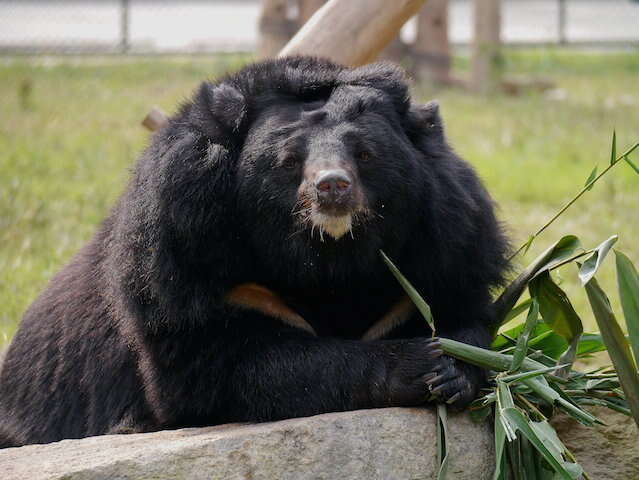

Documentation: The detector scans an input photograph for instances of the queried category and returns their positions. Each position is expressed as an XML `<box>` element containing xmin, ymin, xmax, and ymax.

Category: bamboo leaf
<box><xmin>469</xmin><ymin>400</ymin><xmax>494</xmax><ymax>423</ymax></box>
<box><xmin>521</xmin><ymin>376</ymin><xmax>599</xmax><ymax>425</ymax></box>
<box><xmin>501</xmin><ymin>408</ymin><xmax>573</xmax><ymax>480</ymax></box>
<box><xmin>584</xmin><ymin>276</ymin><xmax>639</xmax><ymax>428</ymax></box>
<box><xmin>578</xmin><ymin>235</ymin><xmax>618</xmax><ymax>285</ymax></box>
<box><xmin>529</xmin><ymin>329</ymin><xmax>569</xmax><ymax>360</ymax></box>
<box><xmin>436</xmin><ymin>404</ymin><xmax>449</xmax><ymax>480</ymax></box>
<box><xmin>625</xmin><ymin>155</ymin><xmax>639</xmax><ymax>175</ymax></box>
<box><xmin>493</xmin><ymin>408</ymin><xmax>508</xmax><ymax>480</ymax></box>
<box><xmin>577</xmin><ymin>333</ymin><xmax>607</xmax><ymax>357</ymax></box>
<box><xmin>504</xmin><ymin>298</ymin><xmax>534</xmax><ymax>324</ymax></box>
<box><xmin>493</xmin><ymin>322</ymin><xmax>571</xmax><ymax>360</ymax></box>
<box><xmin>510</xmin><ymin>299</ymin><xmax>540</xmax><ymax>372</ymax></box>
<box><xmin>584</xmin><ymin>166</ymin><xmax>598</xmax><ymax>191</ymax></box>
<box><xmin>520</xmin><ymin>436</ymin><xmax>536</xmax><ymax>480</ymax></box>
<box><xmin>615</xmin><ymin>250</ymin><xmax>639</xmax><ymax>365</ymax></box>
<box><xmin>493</xmin><ymin>236</ymin><xmax>582</xmax><ymax>331</ymax></box>
<box><xmin>508</xmin><ymin>435</ymin><xmax>525</xmax><ymax>480</ymax></box>
<box><xmin>440</xmin><ymin>337</ymin><xmax>548</xmax><ymax>373</ymax></box>
<box><xmin>529</xmin><ymin>272</ymin><xmax>583</xmax><ymax>375</ymax></box>
<box><xmin>577</xmin><ymin>398</ymin><xmax>631</xmax><ymax>416</ymax></box>
<box><xmin>501</xmin><ymin>365</ymin><xmax>570</xmax><ymax>384</ymax></box>
<box><xmin>379</xmin><ymin>250</ymin><xmax>435</xmax><ymax>334</ymax></box>
<box><xmin>621</xmin><ymin>141</ymin><xmax>639</xmax><ymax>159</ymax></box>
<box><xmin>523</xmin><ymin>234</ymin><xmax>536</xmax><ymax>256</ymax></box>
<box><xmin>529</xmin><ymin>420</ymin><xmax>566</xmax><ymax>464</ymax></box>
<box><xmin>610</xmin><ymin>130</ymin><xmax>617</xmax><ymax>166</ymax></box>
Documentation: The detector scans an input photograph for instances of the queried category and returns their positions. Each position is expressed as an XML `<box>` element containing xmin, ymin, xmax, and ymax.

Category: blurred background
<box><xmin>1</xmin><ymin>0</ymin><xmax>639</xmax><ymax>54</ymax></box>
<box><xmin>1</xmin><ymin>0</ymin><xmax>638</xmax><ymax>347</ymax></box>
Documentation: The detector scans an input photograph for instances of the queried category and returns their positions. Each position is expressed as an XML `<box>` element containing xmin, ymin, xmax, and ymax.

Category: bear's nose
<box><xmin>315</xmin><ymin>169</ymin><xmax>352</xmax><ymax>207</ymax></box>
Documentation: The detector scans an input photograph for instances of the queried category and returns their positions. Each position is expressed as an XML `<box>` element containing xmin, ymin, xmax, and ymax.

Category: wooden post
<box><xmin>414</xmin><ymin>0</ymin><xmax>450</xmax><ymax>84</ymax></box>
<box><xmin>558</xmin><ymin>0</ymin><xmax>567</xmax><ymax>45</ymax></box>
<box><xmin>258</xmin><ymin>0</ymin><xmax>297</xmax><ymax>59</ymax></box>
<box><xmin>279</xmin><ymin>0</ymin><xmax>427</xmax><ymax>67</ymax></box>
<box><xmin>120</xmin><ymin>0</ymin><xmax>130</xmax><ymax>53</ymax></box>
<box><xmin>471</xmin><ymin>0</ymin><xmax>501</xmax><ymax>93</ymax></box>
<box><xmin>379</xmin><ymin>35</ymin><xmax>410</xmax><ymax>64</ymax></box>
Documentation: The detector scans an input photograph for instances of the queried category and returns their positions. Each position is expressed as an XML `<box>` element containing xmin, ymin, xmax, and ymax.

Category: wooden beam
<box><xmin>143</xmin><ymin>0</ymin><xmax>426</xmax><ymax>131</ymax></box>
<box><xmin>297</xmin><ymin>0</ymin><xmax>326</xmax><ymax>26</ymax></box>
<box><xmin>279</xmin><ymin>0</ymin><xmax>427</xmax><ymax>67</ymax></box>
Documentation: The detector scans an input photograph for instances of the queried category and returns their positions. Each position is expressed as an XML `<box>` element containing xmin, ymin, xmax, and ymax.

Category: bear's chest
<box><xmin>284</xmin><ymin>290</ymin><xmax>403</xmax><ymax>339</ymax></box>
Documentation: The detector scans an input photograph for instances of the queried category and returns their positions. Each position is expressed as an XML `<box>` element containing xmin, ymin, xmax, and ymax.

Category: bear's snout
<box><xmin>315</xmin><ymin>169</ymin><xmax>353</xmax><ymax>211</ymax></box>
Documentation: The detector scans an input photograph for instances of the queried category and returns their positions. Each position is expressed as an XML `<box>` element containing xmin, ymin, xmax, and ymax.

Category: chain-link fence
<box><xmin>1</xmin><ymin>0</ymin><xmax>638</xmax><ymax>55</ymax></box>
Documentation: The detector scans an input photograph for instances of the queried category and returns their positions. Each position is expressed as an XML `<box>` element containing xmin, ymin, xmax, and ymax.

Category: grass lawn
<box><xmin>1</xmin><ymin>50</ymin><xmax>638</xmax><ymax>348</ymax></box>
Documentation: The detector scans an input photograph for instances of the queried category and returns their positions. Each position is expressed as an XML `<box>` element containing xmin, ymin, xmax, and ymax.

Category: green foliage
<box><xmin>584</xmin><ymin>277</ymin><xmax>639</xmax><ymax>428</ymax></box>
<box><xmin>384</xmin><ymin>129</ymin><xmax>639</xmax><ymax>478</ymax></box>
<box><xmin>380</xmin><ymin>250</ymin><xmax>435</xmax><ymax>334</ymax></box>
<box><xmin>615</xmin><ymin>251</ymin><xmax>639</xmax><ymax>366</ymax></box>
<box><xmin>509</xmin><ymin>299</ymin><xmax>539</xmax><ymax>372</ymax></box>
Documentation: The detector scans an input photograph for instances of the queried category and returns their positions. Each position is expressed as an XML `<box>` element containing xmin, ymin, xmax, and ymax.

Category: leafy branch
<box><xmin>510</xmin><ymin>132</ymin><xmax>639</xmax><ymax>260</ymax></box>
<box><xmin>381</xmin><ymin>131</ymin><xmax>639</xmax><ymax>480</ymax></box>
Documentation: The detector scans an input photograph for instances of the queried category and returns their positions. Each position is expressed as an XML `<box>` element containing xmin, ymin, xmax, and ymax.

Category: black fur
<box><xmin>0</xmin><ymin>57</ymin><xmax>509</xmax><ymax>447</ymax></box>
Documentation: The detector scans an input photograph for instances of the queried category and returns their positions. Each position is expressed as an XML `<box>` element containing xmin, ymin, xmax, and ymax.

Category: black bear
<box><xmin>0</xmin><ymin>57</ymin><xmax>508</xmax><ymax>447</ymax></box>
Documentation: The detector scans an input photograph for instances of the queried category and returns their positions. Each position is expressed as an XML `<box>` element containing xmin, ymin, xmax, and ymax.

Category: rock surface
<box><xmin>553</xmin><ymin>406</ymin><xmax>639</xmax><ymax>480</ymax></box>
<box><xmin>1</xmin><ymin>407</ymin><xmax>494</xmax><ymax>480</ymax></box>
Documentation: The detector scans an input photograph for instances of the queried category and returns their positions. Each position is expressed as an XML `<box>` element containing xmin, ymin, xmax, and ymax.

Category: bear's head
<box><xmin>182</xmin><ymin>58</ymin><xmax>449</xmax><ymax>288</ymax></box>
<box><xmin>116</xmin><ymin>57</ymin><xmax>504</xmax><ymax>327</ymax></box>
<box><xmin>238</xmin><ymin>83</ymin><xmax>424</xmax><ymax>242</ymax></box>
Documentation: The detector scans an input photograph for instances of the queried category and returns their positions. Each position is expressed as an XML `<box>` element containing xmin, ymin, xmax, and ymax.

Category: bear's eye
<box><xmin>355</xmin><ymin>150</ymin><xmax>371</xmax><ymax>163</ymax></box>
<box><xmin>281</xmin><ymin>155</ymin><xmax>299</xmax><ymax>170</ymax></box>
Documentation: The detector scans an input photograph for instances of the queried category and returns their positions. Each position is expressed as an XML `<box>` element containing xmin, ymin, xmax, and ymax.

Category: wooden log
<box><xmin>279</xmin><ymin>0</ymin><xmax>427</xmax><ymax>67</ymax></box>
<box><xmin>471</xmin><ymin>0</ymin><xmax>501</xmax><ymax>93</ymax></box>
<box><xmin>141</xmin><ymin>106</ymin><xmax>169</xmax><ymax>132</ymax></box>
<box><xmin>297</xmin><ymin>0</ymin><xmax>326</xmax><ymax>26</ymax></box>
<box><xmin>414</xmin><ymin>0</ymin><xmax>450</xmax><ymax>84</ymax></box>
<box><xmin>143</xmin><ymin>0</ymin><xmax>425</xmax><ymax>131</ymax></box>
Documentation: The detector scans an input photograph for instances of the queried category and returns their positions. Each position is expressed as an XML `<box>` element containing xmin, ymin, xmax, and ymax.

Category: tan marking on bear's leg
<box><xmin>225</xmin><ymin>283</ymin><xmax>317</xmax><ymax>335</ymax></box>
<box><xmin>361</xmin><ymin>296</ymin><xmax>416</xmax><ymax>341</ymax></box>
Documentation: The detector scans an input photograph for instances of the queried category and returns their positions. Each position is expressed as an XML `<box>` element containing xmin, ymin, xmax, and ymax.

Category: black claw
<box><xmin>422</xmin><ymin>372</ymin><xmax>438</xmax><ymax>382</ymax></box>
<box><xmin>426</xmin><ymin>374</ymin><xmax>444</xmax><ymax>386</ymax></box>
<box><xmin>431</xmin><ymin>383</ymin><xmax>445</xmax><ymax>395</ymax></box>
<box><xmin>432</xmin><ymin>362</ymin><xmax>447</xmax><ymax>372</ymax></box>
<box><xmin>426</xmin><ymin>350</ymin><xmax>443</xmax><ymax>360</ymax></box>
<box><xmin>446</xmin><ymin>392</ymin><xmax>461</xmax><ymax>405</ymax></box>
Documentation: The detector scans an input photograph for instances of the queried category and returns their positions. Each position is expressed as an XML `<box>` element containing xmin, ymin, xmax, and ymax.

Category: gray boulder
<box><xmin>1</xmin><ymin>407</ymin><xmax>494</xmax><ymax>480</ymax></box>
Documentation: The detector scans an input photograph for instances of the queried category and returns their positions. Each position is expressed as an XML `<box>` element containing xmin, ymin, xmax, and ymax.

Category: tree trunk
<box><xmin>279</xmin><ymin>0</ymin><xmax>427</xmax><ymax>67</ymax></box>
<box><xmin>258</xmin><ymin>0</ymin><xmax>297</xmax><ymax>59</ymax></box>
<box><xmin>471</xmin><ymin>0</ymin><xmax>501</xmax><ymax>93</ymax></box>
<box><xmin>414</xmin><ymin>0</ymin><xmax>450</xmax><ymax>84</ymax></box>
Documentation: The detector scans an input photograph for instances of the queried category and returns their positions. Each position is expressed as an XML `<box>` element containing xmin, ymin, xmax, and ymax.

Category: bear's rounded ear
<box><xmin>410</xmin><ymin>100</ymin><xmax>442</xmax><ymax>129</ymax></box>
<box><xmin>404</xmin><ymin>100</ymin><xmax>445</xmax><ymax>144</ymax></box>
<box><xmin>192</xmin><ymin>82</ymin><xmax>247</xmax><ymax>140</ymax></box>
<box><xmin>340</xmin><ymin>62</ymin><xmax>410</xmax><ymax>114</ymax></box>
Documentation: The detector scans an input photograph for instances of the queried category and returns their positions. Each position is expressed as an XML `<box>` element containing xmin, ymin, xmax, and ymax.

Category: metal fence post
<box><xmin>121</xmin><ymin>0</ymin><xmax>130</xmax><ymax>53</ymax></box>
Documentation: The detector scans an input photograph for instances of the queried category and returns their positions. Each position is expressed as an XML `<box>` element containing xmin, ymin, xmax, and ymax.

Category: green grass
<box><xmin>1</xmin><ymin>50</ymin><xmax>638</xmax><ymax>347</ymax></box>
